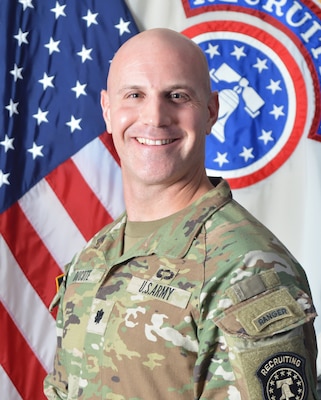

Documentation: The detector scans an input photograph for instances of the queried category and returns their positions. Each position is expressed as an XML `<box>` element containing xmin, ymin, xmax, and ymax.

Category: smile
<box><xmin>136</xmin><ymin>138</ymin><xmax>175</xmax><ymax>146</ymax></box>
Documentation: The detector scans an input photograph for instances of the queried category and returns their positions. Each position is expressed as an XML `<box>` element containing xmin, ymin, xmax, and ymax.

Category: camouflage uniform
<box><xmin>44</xmin><ymin>177</ymin><xmax>318</xmax><ymax>399</ymax></box>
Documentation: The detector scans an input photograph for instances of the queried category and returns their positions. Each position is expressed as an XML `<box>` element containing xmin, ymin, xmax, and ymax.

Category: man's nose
<box><xmin>140</xmin><ymin>96</ymin><xmax>172</xmax><ymax>127</ymax></box>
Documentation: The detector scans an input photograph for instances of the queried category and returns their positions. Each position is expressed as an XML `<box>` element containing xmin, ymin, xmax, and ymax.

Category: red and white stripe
<box><xmin>0</xmin><ymin>133</ymin><xmax>124</xmax><ymax>399</ymax></box>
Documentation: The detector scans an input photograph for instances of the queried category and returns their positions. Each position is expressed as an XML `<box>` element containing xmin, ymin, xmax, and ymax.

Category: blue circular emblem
<box><xmin>183</xmin><ymin>12</ymin><xmax>316</xmax><ymax>187</ymax></box>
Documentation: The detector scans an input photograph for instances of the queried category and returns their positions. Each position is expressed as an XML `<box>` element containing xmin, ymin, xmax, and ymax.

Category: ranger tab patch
<box><xmin>256</xmin><ymin>352</ymin><xmax>308</xmax><ymax>399</ymax></box>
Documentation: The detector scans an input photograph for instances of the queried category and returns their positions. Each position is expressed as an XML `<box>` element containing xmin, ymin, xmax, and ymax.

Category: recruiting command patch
<box><xmin>256</xmin><ymin>352</ymin><xmax>308</xmax><ymax>399</ymax></box>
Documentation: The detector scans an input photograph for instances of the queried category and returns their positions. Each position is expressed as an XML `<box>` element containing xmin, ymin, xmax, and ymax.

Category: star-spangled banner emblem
<box><xmin>182</xmin><ymin>0</ymin><xmax>321</xmax><ymax>187</ymax></box>
<box><xmin>0</xmin><ymin>0</ymin><xmax>139</xmax><ymax>213</ymax></box>
<box><xmin>0</xmin><ymin>1</ymin><xmax>138</xmax><ymax>397</ymax></box>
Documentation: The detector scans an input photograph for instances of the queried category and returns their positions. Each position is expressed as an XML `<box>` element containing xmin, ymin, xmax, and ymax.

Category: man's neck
<box><xmin>123</xmin><ymin>175</ymin><xmax>214</xmax><ymax>222</ymax></box>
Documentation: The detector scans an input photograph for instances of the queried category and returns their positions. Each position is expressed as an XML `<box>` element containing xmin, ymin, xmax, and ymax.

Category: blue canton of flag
<box><xmin>0</xmin><ymin>0</ymin><xmax>139</xmax><ymax>213</ymax></box>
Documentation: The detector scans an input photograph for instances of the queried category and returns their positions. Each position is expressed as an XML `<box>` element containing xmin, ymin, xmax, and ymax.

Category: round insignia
<box><xmin>183</xmin><ymin>10</ymin><xmax>318</xmax><ymax>188</ymax></box>
<box><xmin>256</xmin><ymin>352</ymin><xmax>308</xmax><ymax>400</ymax></box>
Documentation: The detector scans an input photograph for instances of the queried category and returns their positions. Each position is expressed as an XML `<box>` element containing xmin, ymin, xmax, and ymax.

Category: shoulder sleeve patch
<box><xmin>238</xmin><ymin>288</ymin><xmax>305</xmax><ymax>336</ymax></box>
<box><xmin>49</xmin><ymin>273</ymin><xmax>66</xmax><ymax>312</ymax></box>
<box><xmin>220</xmin><ymin>327</ymin><xmax>315</xmax><ymax>399</ymax></box>
<box><xmin>256</xmin><ymin>351</ymin><xmax>308</xmax><ymax>400</ymax></box>
<box><xmin>215</xmin><ymin>287</ymin><xmax>308</xmax><ymax>339</ymax></box>
<box><xmin>55</xmin><ymin>273</ymin><xmax>65</xmax><ymax>292</ymax></box>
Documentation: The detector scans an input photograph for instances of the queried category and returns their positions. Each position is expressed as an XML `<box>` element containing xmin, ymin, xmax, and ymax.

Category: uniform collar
<box><xmin>95</xmin><ymin>177</ymin><xmax>232</xmax><ymax>263</ymax></box>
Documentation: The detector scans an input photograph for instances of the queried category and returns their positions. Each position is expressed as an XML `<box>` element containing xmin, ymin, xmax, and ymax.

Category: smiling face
<box><xmin>101</xmin><ymin>29</ymin><xmax>218</xmax><ymax>190</ymax></box>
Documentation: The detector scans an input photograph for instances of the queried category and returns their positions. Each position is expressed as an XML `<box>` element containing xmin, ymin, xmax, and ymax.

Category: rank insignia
<box><xmin>256</xmin><ymin>352</ymin><xmax>308</xmax><ymax>400</ymax></box>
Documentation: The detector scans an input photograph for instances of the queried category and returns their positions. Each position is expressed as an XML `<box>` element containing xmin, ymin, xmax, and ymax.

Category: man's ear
<box><xmin>206</xmin><ymin>91</ymin><xmax>219</xmax><ymax>134</ymax></box>
<box><xmin>100</xmin><ymin>89</ymin><xmax>112</xmax><ymax>133</ymax></box>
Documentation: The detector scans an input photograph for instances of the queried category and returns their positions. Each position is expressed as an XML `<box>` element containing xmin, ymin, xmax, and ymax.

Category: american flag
<box><xmin>0</xmin><ymin>1</ymin><xmax>138</xmax><ymax>398</ymax></box>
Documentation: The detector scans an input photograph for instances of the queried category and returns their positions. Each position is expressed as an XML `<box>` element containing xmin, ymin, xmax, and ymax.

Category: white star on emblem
<box><xmin>0</xmin><ymin>135</ymin><xmax>15</xmax><ymax>153</ymax></box>
<box><xmin>66</xmin><ymin>115</ymin><xmax>82</xmax><ymax>132</ymax></box>
<box><xmin>214</xmin><ymin>152</ymin><xmax>229</xmax><ymax>167</ymax></box>
<box><xmin>38</xmin><ymin>72</ymin><xmax>55</xmax><ymax>90</ymax></box>
<box><xmin>231</xmin><ymin>45</ymin><xmax>246</xmax><ymax>60</ymax></box>
<box><xmin>205</xmin><ymin>43</ymin><xmax>220</xmax><ymax>59</ymax></box>
<box><xmin>27</xmin><ymin>142</ymin><xmax>44</xmax><ymax>160</ymax></box>
<box><xmin>19</xmin><ymin>0</ymin><xmax>34</xmax><ymax>10</ymax></box>
<box><xmin>266</xmin><ymin>79</ymin><xmax>282</xmax><ymax>94</ymax></box>
<box><xmin>50</xmin><ymin>1</ymin><xmax>66</xmax><ymax>19</ymax></box>
<box><xmin>270</xmin><ymin>104</ymin><xmax>285</xmax><ymax>120</ymax></box>
<box><xmin>82</xmin><ymin>10</ymin><xmax>98</xmax><ymax>27</ymax></box>
<box><xmin>253</xmin><ymin>57</ymin><xmax>268</xmax><ymax>73</ymax></box>
<box><xmin>44</xmin><ymin>37</ymin><xmax>61</xmax><ymax>55</ymax></box>
<box><xmin>33</xmin><ymin>108</ymin><xmax>49</xmax><ymax>125</ymax></box>
<box><xmin>115</xmin><ymin>17</ymin><xmax>131</xmax><ymax>36</ymax></box>
<box><xmin>71</xmin><ymin>81</ymin><xmax>87</xmax><ymax>98</ymax></box>
<box><xmin>258</xmin><ymin>129</ymin><xmax>274</xmax><ymax>145</ymax></box>
<box><xmin>239</xmin><ymin>146</ymin><xmax>255</xmax><ymax>162</ymax></box>
<box><xmin>14</xmin><ymin>29</ymin><xmax>29</xmax><ymax>46</ymax></box>
<box><xmin>5</xmin><ymin>99</ymin><xmax>19</xmax><ymax>117</ymax></box>
<box><xmin>10</xmin><ymin>64</ymin><xmax>23</xmax><ymax>82</ymax></box>
<box><xmin>0</xmin><ymin>170</ymin><xmax>10</xmax><ymax>188</ymax></box>
<box><xmin>77</xmin><ymin>45</ymin><xmax>93</xmax><ymax>63</ymax></box>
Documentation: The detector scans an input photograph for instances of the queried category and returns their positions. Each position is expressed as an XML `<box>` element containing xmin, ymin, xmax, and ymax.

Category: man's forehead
<box><xmin>107</xmin><ymin>34</ymin><xmax>210</xmax><ymax>94</ymax></box>
<box><xmin>109</xmin><ymin>34</ymin><xmax>203</xmax><ymax>76</ymax></box>
<box><xmin>109</xmin><ymin>55</ymin><xmax>201</xmax><ymax>84</ymax></box>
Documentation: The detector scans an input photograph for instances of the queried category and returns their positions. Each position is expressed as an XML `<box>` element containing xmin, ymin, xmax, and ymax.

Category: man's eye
<box><xmin>170</xmin><ymin>92</ymin><xmax>189</xmax><ymax>101</ymax></box>
<box><xmin>128</xmin><ymin>93</ymin><xmax>140</xmax><ymax>98</ymax></box>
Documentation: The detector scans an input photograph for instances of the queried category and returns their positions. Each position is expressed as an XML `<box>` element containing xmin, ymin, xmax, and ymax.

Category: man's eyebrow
<box><xmin>166</xmin><ymin>84</ymin><xmax>200</xmax><ymax>97</ymax></box>
<box><xmin>166</xmin><ymin>84</ymin><xmax>195</xmax><ymax>92</ymax></box>
<box><xmin>117</xmin><ymin>84</ymin><xmax>198</xmax><ymax>95</ymax></box>
<box><xmin>117</xmin><ymin>85</ymin><xmax>143</xmax><ymax>94</ymax></box>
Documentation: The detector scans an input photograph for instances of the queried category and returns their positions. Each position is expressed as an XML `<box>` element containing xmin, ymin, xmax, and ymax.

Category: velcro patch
<box><xmin>256</xmin><ymin>352</ymin><xmax>308</xmax><ymax>399</ymax></box>
<box><xmin>226</xmin><ymin>270</ymin><xmax>280</xmax><ymax>304</ymax></box>
<box><xmin>252</xmin><ymin>306</ymin><xmax>292</xmax><ymax>332</ymax></box>
<box><xmin>236</xmin><ymin>288</ymin><xmax>305</xmax><ymax>336</ymax></box>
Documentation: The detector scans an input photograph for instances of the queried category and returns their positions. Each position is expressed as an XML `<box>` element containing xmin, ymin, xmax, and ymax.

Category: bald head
<box><xmin>100</xmin><ymin>27</ymin><xmax>219</xmax><ymax>207</ymax></box>
<box><xmin>107</xmin><ymin>28</ymin><xmax>211</xmax><ymax>95</ymax></box>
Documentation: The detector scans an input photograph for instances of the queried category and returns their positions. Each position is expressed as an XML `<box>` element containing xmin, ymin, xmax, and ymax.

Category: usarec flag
<box><xmin>0</xmin><ymin>1</ymin><xmax>138</xmax><ymax>398</ymax></box>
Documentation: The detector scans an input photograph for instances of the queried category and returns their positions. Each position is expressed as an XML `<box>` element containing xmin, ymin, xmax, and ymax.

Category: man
<box><xmin>44</xmin><ymin>28</ymin><xmax>318</xmax><ymax>399</ymax></box>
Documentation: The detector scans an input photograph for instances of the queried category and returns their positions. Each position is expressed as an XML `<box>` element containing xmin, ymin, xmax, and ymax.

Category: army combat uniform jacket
<box><xmin>44</xmin><ymin>178</ymin><xmax>318</xmax><ymax>399</ymax></box>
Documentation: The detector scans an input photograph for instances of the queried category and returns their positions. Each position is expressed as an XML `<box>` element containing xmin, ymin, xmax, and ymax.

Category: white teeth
<box><xmin>137</xmin><ymin>138</ymin><xmax>173</xmax><ymax>146</ymax></box>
